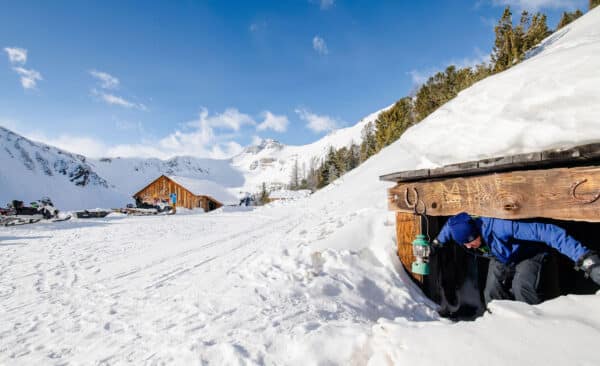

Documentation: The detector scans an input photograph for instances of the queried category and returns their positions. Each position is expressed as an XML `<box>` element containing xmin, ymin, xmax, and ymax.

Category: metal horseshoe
<box><xmin>570</xmin><ymin>178</ymin><xmax>600</xmax><ymax>204</ymax></box>
<box><xmin>404</xmin><ymin>187</ymin><xmax>426</xmax><ymax>215</ymax></box>
<box><xmin>404</xmin><ymin>187</ymin><xmax>418</xmax><ymax>208</ymax></box>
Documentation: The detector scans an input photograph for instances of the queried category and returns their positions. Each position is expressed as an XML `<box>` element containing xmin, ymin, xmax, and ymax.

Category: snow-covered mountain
<box><xmin>231</xmin><ymin>107</ymin><xmax>388</xmax><ymax>191</ymax></box>
<box><xmin>0</xmin><ymin>106</ymin><xmax>387</xmax><ymax>210</ymax></box>
<box><xmin>96</xmin><ymin>106</ymin><xmax>388</xmax><ymax>199</ymax></box>
<box><xmin>0</xmin><ymin>126</ymin><xmax>128</xmax><ymax>209</ymax></box>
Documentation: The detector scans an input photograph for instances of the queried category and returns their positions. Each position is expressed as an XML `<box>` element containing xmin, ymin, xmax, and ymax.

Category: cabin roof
<box><xmin>166</xmin><ymin>176</ymin><xmax>237</xmax><ymax>204</ymax></box>
<box><xmin>379</xmin><ymin>143</ymin><xmax>600</xmax><ymax>183</ymax></box>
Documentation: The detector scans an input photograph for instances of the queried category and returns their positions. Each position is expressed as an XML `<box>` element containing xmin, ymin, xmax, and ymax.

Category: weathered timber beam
<box><xmin>387</xmin><ymin>165</ymin><xmax>600</xmax><ymax>222</ymax></box>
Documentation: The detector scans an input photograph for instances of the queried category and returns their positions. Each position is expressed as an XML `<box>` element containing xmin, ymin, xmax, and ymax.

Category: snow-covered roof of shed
<box><xmin>167</xmin><ymin>175</ymin><xmax>237</xmax><ymax>204</ymax></box>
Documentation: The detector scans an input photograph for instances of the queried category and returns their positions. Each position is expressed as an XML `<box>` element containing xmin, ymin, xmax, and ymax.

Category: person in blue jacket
<box><xmin>434</xmin><ymin>212</ymin><xmax>600</xmax><ymax>305</ymax></box>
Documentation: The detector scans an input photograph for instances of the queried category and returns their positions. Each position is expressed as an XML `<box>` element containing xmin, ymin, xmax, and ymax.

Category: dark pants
<box><xmin>484</xmin><ymin>252</ymin><xmax>558</xmax><ymax>305</ymax></box>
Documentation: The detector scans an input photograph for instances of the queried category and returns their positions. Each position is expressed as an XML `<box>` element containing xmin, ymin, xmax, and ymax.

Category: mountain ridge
<box><xmin>0</xmin><ymin>105</ymin><xmax>389</xmax><ymax>209</ymax></box>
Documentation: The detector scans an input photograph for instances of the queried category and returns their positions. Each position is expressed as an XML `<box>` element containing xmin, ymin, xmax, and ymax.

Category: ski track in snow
<box><xmin>0</xmin><ymin>202</ymin><xmax>432</xmax><ymax>365</ymax></box>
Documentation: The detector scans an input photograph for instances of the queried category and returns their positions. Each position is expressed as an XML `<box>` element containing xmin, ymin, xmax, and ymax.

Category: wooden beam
<box><xmin>388</xmin><ymin>166</ymin><xmax>600</xmax><ymax>222</ymax></box>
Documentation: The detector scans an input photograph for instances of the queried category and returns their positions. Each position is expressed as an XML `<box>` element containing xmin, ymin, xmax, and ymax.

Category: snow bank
<box><xmin>269</xmin><ymin>189</ymin><xmax>311</xmax><ymax>200</ymax></box>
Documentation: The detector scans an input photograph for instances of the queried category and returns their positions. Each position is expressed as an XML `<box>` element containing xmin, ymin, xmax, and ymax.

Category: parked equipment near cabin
<box><xmin>2</xmin><ymin>198</ymin><xmax>71</xmax><ymax>226</ymax></box>
<box><xmin>75</xmin><ymin>210</ymin><xmax>110</xmax><ymax>219</ymax></box>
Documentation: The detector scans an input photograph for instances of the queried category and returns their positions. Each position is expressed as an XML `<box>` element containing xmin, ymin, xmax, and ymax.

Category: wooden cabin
<box><xmin>380</xmin><ymin>143</ymin><xmax>600</xmax><ymax>317</ymax></box>
<box><xmin>133</xmin><ymin>175</ymin><xmax>235</xmax><ymax>212</ymax></box>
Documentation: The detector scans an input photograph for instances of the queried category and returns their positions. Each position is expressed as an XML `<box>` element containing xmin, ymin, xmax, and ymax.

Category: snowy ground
<box><xmin>2</xmin><ymin>191</ymin><xmax>599</xmax><ymax>365</ymax></box>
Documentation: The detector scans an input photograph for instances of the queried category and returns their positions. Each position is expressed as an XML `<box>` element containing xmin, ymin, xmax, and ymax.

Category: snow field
<box><xmin>0</xmin><ymin>197</ymin><xmax>439</xmax><ymax>364</ymax></box>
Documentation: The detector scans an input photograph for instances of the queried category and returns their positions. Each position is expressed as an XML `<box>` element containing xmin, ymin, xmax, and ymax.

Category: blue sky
<box><xmin>0</xmin><ymin>0</ymin><xmax>586</xmax><ymax>159</ymax></box>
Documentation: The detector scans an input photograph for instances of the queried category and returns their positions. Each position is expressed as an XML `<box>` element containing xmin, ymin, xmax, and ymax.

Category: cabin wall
<box><xmin>133</xmin><ymin>176</ymin><xmax>197</xmax><ymax>209</ymax></box>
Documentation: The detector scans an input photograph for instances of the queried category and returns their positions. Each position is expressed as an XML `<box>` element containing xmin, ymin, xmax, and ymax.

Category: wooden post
<box><xmin>396</xmin><ymin>212</ymin><xmax>424</xmax><ymax>285</ymax></box>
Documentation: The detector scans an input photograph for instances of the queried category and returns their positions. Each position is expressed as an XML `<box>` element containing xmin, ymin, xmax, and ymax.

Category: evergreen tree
<box><xmin>359</xmin><ymin>122</ymin><xmax>377</xmax><ymax>162</ymax></box>
<box><xmin>557</xmin><ymin>10</ymin><xmax>583</xmax><ymax>30</ymax></box>
<box><xmin>491</xmin><ymin>6</ymin><xmax>514</xmax><ymax>73</ymax></box>
<box><xmin>335</xmin><ymin>146</ymin><xmax>349</xmax><ymax>172</ymax></box>
<box><xmin>259</xmin><ymin>182</ymin><xmax>270</xmax><ymax>205</ymax></box>
<box><xmin>525</xmin><ymin>13</ymin><xmax>551</xmax><ymax>50</ymax></box>
<box><xmin>375</xmin><ymin>97</ymin><xmax>414</xmax><ymax>150</ymax></box>
<box><xmin>591</xmin><ymin>0</ymin><xmax>600</xmax><ymax>10</ymax></box>
<box><xmin>289</xmin><ymin>159</ymin><xmax>300</xmax><ymax>189</ymax></box>
<box><xmin>414</xmin><ymin>65</ymin><xmax>488</xmax><ymax>121</ymax></box>
<box><xmin>348</xmin><ymin>143</ymin><xmax>361</xmax><ymax>170</ymax></box>
<box><xmin>305</xmin><ymin>158</ymin><xmax>320</xmax><ymax>191</ymax></box>
<box><xmin>511</xmin><ymin>11</ymin><xmax>529</xmax><ymax>63</ymax></box>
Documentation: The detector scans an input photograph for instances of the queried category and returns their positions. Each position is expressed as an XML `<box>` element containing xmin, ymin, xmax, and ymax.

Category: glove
<box><xmin>577</xmin><ymin>251</ymin><xmax>600</xmax><ymax>286</ymax></box>
<box><xmin>430</xmin><ymin>239</ymin><xmax>444</xmax><ymax>256</ymax></box>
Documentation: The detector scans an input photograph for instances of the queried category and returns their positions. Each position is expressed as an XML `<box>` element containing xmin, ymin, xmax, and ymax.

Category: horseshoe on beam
<box><xmin>404</xmin><ymin>187</ymin><xmax>418</xmax><ymax>208</ymax></box>
<box><xmin>570</xmin><ymin>178</ymin><xmax>600</xmax><ymax>204</ymax></box>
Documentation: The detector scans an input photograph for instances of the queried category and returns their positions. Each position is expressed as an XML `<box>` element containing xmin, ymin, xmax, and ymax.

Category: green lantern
<box><xmin>411</xmin><ymin>234</ymin><xmax>431</xmax><ymax>275</ymax></box>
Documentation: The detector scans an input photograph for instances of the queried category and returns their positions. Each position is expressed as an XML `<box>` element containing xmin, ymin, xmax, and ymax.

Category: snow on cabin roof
<box><xmin>380</xmin><ymin>142</ymin><xmax>600</xmax><ymax>183</ymax></box>
<box><xmin>269</xmin><ymin>189</ymin><xmax>311</xmax><ymax>200</ymax></box>
<box><xmin>167</xmin><ymin>175</ymin><xmax>237</xmax><ymax>204</ymax></box>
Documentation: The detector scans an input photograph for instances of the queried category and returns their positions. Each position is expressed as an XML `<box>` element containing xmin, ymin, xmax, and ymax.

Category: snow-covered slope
<box><xmin>0</xmin><ymin>126</ymin><xmax>128</xmax><ymax>209</ymax></box>
<box><xmin>2</xmin><ymin>9</ymin><xmax>600</xmax><ymax>366</ymax></box>
<box><xmin>231</xmin><ymin>107</ymin><xmax>389</xmax><ymax>191</ymax></box>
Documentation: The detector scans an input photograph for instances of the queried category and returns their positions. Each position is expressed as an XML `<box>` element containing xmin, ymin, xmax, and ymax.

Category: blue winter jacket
<box><xmin>437</xmin><ymin>216</ymin><xmax>590</xmax><ymax>264</ymax></box>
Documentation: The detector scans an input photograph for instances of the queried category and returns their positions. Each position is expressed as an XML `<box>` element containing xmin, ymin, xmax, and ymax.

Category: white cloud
<box><xmin>295</xmin><ymin>108</ymin><xmax>338</xmax><ymax>133</ymax></box>
<box><xmin>195</xmin><ymin>107</ymin><xmax>256</xmax><ymax>131</ymax></box>
<box><xmin>90</xmin><ymin>70</ymin><xmax>119</xmax><ymax>89</ymax></box>
<box><xmin>321</xmin><ymin>0</ymin><xmax>335</xmax><ymax>9</ymax></box>
<box><xmin>116</xmin><ymin>108</ymin><xmax>256</xmax><ymax>159</ymax></box>
<box><xmin>92</xmin><ymin>89</ymin><xmax>147</xmax><ymax>111</ymax></box>
<box><xmin>257</xmin><ymin>111</ymin><xmax>289</xmax><ymax>132</ymax></box>
<box><xmin>13</xmin><ymin>67</ymin><xmax>43</xmax><ymax>89</ymax></box>
<box><xmin>4</xmin><ymin>47</ymin><xmax>27</xmax><ymax>64</ymax></box>
<box><xmin>16</xmin><ymin>108</ymin><xmax>265</xmax><ymax>160</ymax></box>
<box><xmin>4</xmin><ymin>47</ymin><xmax>43</xmax><ymax>90</ymax></box>
<box><xmin>490</xmin><ymin>0</ymin><xmax>583</xmax><ymax>10</ymax></box>
<box><xmin>312</xmin><ymin>36</ymin><xmax>329</xmax><ymax>55</ymax></box>
<box><xmin>89</xmin><ymin>71</ymin><xmax>147</xmax><ymax>110</ymax></box>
